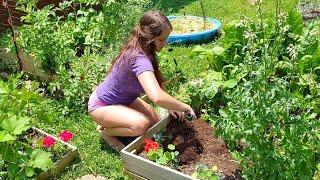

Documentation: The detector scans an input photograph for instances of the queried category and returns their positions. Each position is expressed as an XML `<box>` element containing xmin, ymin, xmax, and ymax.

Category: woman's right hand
<box><xmin>185</xmin><ymin>105</ymin><xmax>196</xmax><ymax>121</ymax></box>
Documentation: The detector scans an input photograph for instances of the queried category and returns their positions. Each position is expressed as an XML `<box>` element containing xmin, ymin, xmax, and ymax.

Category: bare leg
<box><xmin>90</xmin><ymin>98</ymin><xmax>159</xmax><ymax>150</ymax></box>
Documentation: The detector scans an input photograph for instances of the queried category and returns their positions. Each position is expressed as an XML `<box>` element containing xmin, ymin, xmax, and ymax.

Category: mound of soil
<box><xmin>162</xmin><ymin>118</ymin><xmax>241</xmax><ymax>179</ymax></box>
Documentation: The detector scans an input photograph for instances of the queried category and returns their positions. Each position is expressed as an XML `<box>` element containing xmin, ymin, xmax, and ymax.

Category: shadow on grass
<box><xmin>150</xmin><ymin>0</ymin><xmax>198</xmax><ymax>14</ymax></box>
<box><xmin>99</xmin><ymin>138</ymin><xmax>120</xmax><ymax>154</ymax></box>
<box><xmin>99</xmin><ymin>136</ymin><xmax>137</xmax><ymax>154</ymax></box>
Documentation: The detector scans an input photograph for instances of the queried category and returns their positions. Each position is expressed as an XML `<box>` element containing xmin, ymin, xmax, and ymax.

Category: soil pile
<box><xmin>163</xmin><ymin>118</ymin><xmax>241</xmax><ymax>179</ymax></box>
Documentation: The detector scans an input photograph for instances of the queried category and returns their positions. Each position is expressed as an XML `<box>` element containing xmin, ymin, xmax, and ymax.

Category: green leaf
<box><xmin>174</xmin><ymin>151</ymin><xmax>179</xmax><ymax>156</ymax></box>
<box><xmin>287</xmin><ymin>10</ymin><xmax>303</xmax><ymax>35</ymax></box>
<box><xmin>243</xmin><ymin>129</ymin><xmax>253</xmax><ymax>135</ymax></box>
<box><xmin>189</xmin><ymin>45</ymin><xmax>205</xmax><ymax>59</ymax></box>
<box><xmin>298</xmin><ymin>55</ymin><xmax>314</xmax><ymax>73</ymax></box>
<box><xmin>25</xmin><ymin>167</ymin><xmax>35</xmax><ymax>177</ymax></box>
<box><xmin>1</xmin><ymin>115</ymin><xmax>30</xmax><ymax>135</ymax></box>
<box><xmin>212</xmin><ymin>46</ymin><xmax>225</xmax><ymax>56</ymax></box>
<box><xmin>0</xmin><ymin>131</ymin><xmax>15</xmax><ymax>142</ymax></box>
<box><xmin>148</xmin><ymin>151</ymin><xmax>158</xmax><ymax>161</ymax></box>
<box><xmin>167</xmin><ymin>144</ymin><xmax>175</xmax><ymax>150</ymax></box>
<box><xmin>209</xmin><ymin>175</ymin><xmax>218</xmax><ymax>180</ymax></box>
<box><xmin>8</xmin><ymin>163</ymin><xmax>20</xmax><ymax>179</ymax></box>
<box><xmin>156</xmin><ymin>156</ymin><xmax>167</xmax><ymax>165</ymax></box>
<box><xmin>206</xmin><ymin>171</ymin><xmax>213</xmax><ymax>177</ymax></box>
<box><xmin>29</xmin><ymin>149</ymin><xmax>53</xmax><ymax>171</ymax></box>
<box><xmin>164</xmin><ymin>152</ymin><xmax>173</xmax><ymax>160</ymax></box>
<box><xmin>222</xmin><ymin>79</ymin><xmax>238</xmax><ymax>88</ymax></box>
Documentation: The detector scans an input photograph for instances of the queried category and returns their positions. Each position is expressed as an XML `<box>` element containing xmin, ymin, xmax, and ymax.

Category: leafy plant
<box><xmin>192</xmin><ymin>163</ymin><xmax>219</xmax><ymax>180</ymax></box>
<box><xmin>152</xmin><ymin>127</ymin><xmax>172</xmax><ymax>144</ymax></box>
<box><xmin>146</xmin><ymin>144</ymin><xmax>179</xmax><ymax>167</ymax></box>
<box><xmin>0</xmin><ymin>75</ymin><xmax>73</xmax><ymax>179</ymax></box>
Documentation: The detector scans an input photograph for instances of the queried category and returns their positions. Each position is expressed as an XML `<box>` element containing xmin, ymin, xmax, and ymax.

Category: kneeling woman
<box><xmin>88</xmin><ymin>11</ymin><xmax>196</xmax><ymax>151</ymax></box>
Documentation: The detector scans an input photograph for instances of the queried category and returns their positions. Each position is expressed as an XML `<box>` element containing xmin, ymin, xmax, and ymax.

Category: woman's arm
<box><xmin>137</xmin><ymin>71</ymin><xmax>192</xmax><ymax>113</ymax></box>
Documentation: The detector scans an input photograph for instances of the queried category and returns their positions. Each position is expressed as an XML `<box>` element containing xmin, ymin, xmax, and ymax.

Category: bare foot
<box><xmin>97</xmin><ymin>125</ymin><xmax>125</xmax><ymax>151</ymax></box>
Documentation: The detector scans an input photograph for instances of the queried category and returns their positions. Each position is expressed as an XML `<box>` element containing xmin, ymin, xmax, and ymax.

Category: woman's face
<box><xmin>154</xmin><ymin>28</ymin><xmax>172</xmax><ymax>52</ymax></box>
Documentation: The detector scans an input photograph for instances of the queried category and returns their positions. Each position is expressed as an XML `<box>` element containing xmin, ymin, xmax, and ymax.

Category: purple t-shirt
<box><xmin>96</xmin><ymin>50</ymin><xmax>154</xmax><ymax>105</ymax></box>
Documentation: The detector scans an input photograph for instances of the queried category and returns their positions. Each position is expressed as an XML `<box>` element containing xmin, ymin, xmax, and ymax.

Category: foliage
<box><xmin>0</xmin><ymin>76</ymin><xmax>73</xmax><ymax>179</ymax></box>
<box><xmin>47</xmin><ymin>53</ymin><xmax>109</xmax><ymax>114</ymax></box>
<box><xmin>165</xmin><ymin>9</ymin><xmax>320</xmax><ymax>179</ymax></box>
<box><xmin>152</xmin><ymin>127</ymin><xmax>172</xmax><ymax>144</ymax></box>
<box><xmin>191</xmin><ymin>163</ymin><xmax>219</xmax><ymax>180</ymax></box>
<box><xmin>174</xmin><ymin>69</ymin><xmax>238</xmax><ymax>116</ymax></box>
<box><xmin>146</xmin><ymin>144</ymin><xmax>179</xmax><ymax>167</ymax></box>
<box><xmin>0</xmin><ymin>0</ymin><xmax>148</xmax><ymax>113</ymax></box>
<box><xmin>207</xmin><ymin>13</ymin><xmax>320</xmax><ymax>179</ymax></box>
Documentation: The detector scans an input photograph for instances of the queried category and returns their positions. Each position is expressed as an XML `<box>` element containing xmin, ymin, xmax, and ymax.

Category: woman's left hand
<box><xmin>168</xmin><ymin>110</ymin><xmax>185</xmax><ymax>122</ymax></box>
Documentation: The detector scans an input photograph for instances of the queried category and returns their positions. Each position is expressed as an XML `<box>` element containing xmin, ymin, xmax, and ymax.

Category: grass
<box><xmin>42</xmin><ymin>0</ymin><xmax>300</xmax><ymax>179</ymax></box>
<box><xmin>153</xmin><ymin>0</ymin><xmax>299</xmax><ymax>24</ymax></box>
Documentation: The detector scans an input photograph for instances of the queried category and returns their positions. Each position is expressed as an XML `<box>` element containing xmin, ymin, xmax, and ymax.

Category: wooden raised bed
<box><xmin>120</xmin><ymin>116</ymin><xmax>193</xmax><ymax>180</ymax></box>
<box><xmin>33</xmin><ymin>127</ymin><xmax>79</xmax><ymax>180</ymax></box>
<box><xmin>0</xmin><ymin>48</ymin><xmax>53</xmax><ymax>81</ymax></box>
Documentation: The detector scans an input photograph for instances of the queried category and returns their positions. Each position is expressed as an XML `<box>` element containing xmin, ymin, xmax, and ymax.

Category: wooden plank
<box><xmin>0</xmin><ymin>48</ymin><xmax>54</xmax><ymax>81</ymax></box>
<box><xmin>124</xmin><ymin>169</ymin><xmax>147</xmax><ymax>180</ymax></box>
<box><xmin>122</xmin><ymin>151</ymin><xmax>192</xmax><ymax>180</ymax></box>
<box><xmin>120</xmin><ymin>117</ymin><xmax>193</xmax><ymax>180</ymax></box>
<box><xmin>122</xmin><ymin>116</ymin><xmax>171</xmax><ymax>153</ymax></box>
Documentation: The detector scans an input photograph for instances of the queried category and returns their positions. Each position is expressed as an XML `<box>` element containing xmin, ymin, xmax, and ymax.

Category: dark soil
<box><xmin>162</xmin><ymin>117</ymin><xmax>241</xmax><ymax>179</ymax></box>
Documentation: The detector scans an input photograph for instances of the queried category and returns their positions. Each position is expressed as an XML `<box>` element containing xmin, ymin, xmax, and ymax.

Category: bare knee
<box><xmin>130</xmin><ymin>117</ymin><xmax>150</xmax><ymax>136</ymax></box>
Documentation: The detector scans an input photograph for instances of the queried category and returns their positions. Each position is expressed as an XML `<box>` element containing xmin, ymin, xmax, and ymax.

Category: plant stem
<box><xmin>199</xmin><ymin>0</ymin><xmax>206</xmax><ymax>29</ymax></box>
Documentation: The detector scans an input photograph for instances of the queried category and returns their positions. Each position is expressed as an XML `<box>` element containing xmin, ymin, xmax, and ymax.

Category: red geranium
<box><xmin>42</xmin><ymin>136</ymin><xmax>56</xmax><ymax>148</ymax></box>
<box><xmin>58</xmin><ymin>130</ymin><xmax>73</xmax><ymax>142</ymax></box>
<box><xmin>143</xmin><ymin>138</ymin><xmax>159</xmax><ymax>153</ymax></box>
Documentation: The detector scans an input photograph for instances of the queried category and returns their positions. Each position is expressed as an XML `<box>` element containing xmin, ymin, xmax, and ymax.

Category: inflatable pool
<box><xmin>167</xmin><ymin>16</ymin><xmax>221</xmax><ymax>44</ymax></box>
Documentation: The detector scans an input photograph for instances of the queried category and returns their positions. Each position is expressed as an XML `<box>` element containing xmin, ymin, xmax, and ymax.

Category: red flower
<box><xmin>143</xmin><ymin>138</ymin><xmax>159</xmax><ymax>153</ymax></box>
<box><xmin>42</xmin><ymin>136</ymin><xmax>56</xmax><ymax>148</ymax></box>
<box><xmin>58</xmin><ymin>130</ymin><xmax>73</xmax><ymax>142</ymax></box>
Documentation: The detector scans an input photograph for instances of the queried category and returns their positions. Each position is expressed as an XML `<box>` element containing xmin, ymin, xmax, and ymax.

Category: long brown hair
<box><xmin>107</xmin><ymin>11</ymin><xmax>172</xmax><ymax>88</ymax></box>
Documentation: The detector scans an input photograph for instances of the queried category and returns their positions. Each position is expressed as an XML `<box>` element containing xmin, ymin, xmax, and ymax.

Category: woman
<box><xmin>88</xmin><ymin>11</ymin><xmax>196</xmax><ymax>151</ymax></box>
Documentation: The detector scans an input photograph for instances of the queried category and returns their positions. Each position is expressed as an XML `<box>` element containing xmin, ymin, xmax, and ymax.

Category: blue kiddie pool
<box><xmin>167</xmin><ymin>16</ymin><xmax>221</xmax><ymax>44</ymax></box>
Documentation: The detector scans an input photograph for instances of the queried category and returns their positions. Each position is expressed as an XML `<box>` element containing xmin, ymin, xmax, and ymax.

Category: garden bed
<box><xmin>121</xmin><ymin>116</ymin><xmax>241</xmax><ymax>179</ymax></box>
<box><xmin>31</xmin><ymin>128</ymin><xmax>78</xmax><ymax>179</ymax></box>
<box><xmin>2</xmin><ymin>127</ymin><xmax>78</xmax><ymax>179</ymax></box>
